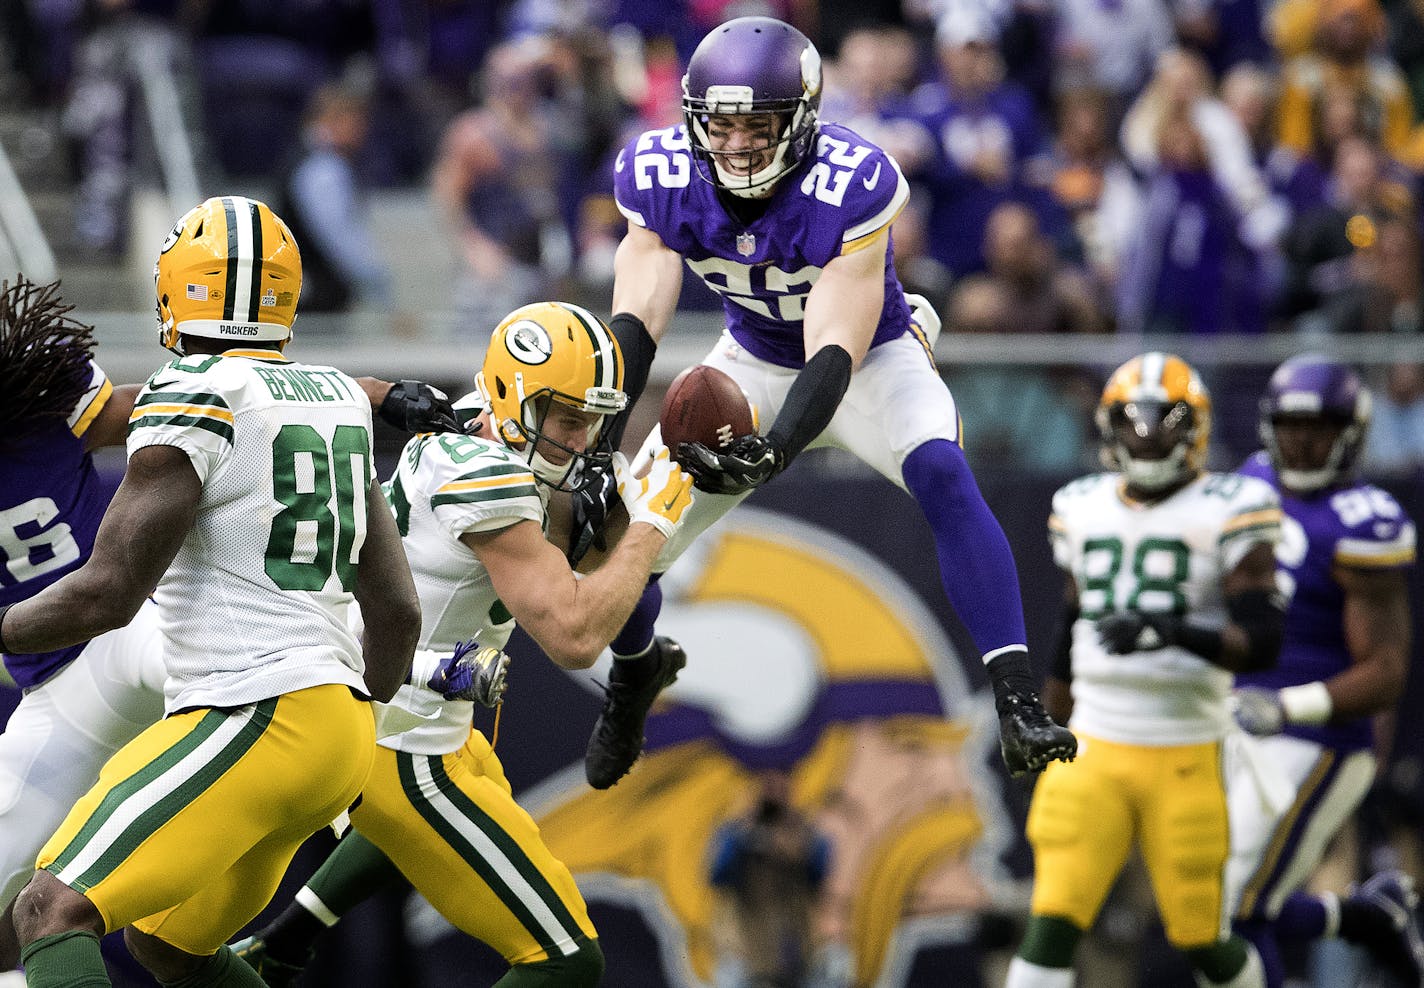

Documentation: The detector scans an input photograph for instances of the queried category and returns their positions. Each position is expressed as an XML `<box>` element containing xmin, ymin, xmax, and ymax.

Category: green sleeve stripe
<box><xmin>128</xmin><ymin>413</ymin><xmax>234</xmax><ymax>443</ymax></box>
<box><xmin>449</xmin><ymin>463</ymin><xmax>535</xmax><ymax>485</ymax></box>
<box><xmin>431</xmin><ymin>485</ymin><xmax>539</xmax><ymax>508</ymax></box>
<box><xmin>164</xmin><ymin>355</ymin><xmax>223</xmax><ymax>374</ymax></box>
<box><xmin>135</xmin><ymin>390</ymin><xmax>231</xmax><ymax>410</ymax></box>
<box><xmin>1218</xmin><ymin>521</ymin><xmax>1280</xmax><ymax>545</ymax></box>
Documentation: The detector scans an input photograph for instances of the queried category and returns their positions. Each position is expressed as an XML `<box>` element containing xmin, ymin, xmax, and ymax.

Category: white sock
<box><xmin>1005</xmin><ymin>956</ymin><xmax>1075</xmax><ymax>988</ymax></box>
<box><xmin>1319</xmin><ymin>891</ymin><xmax>1342</xmax><ymax>938</ymax></box>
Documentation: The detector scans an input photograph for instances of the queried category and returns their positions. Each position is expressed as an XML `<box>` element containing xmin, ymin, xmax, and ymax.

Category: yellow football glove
<box><xmin>615</xmin><ymin>449</ymin><xmax>694</xmax><ymax>539</ymax></box>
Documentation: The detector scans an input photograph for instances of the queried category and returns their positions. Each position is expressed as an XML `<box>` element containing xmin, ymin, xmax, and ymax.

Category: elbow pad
<box><xmin>1227</xmin><ymin>588</ymin><xmax>1286</xmax><ymax>672</ymax></box>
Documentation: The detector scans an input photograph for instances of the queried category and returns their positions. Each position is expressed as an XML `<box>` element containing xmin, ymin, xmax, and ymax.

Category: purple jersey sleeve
<box><xmin>1236</xmin><ymin>455</ymin><xmax>1416</xmax><ymax>751</ymax></box>
<box><xmin>613</xmin><ymin>122</ymin><xmax>914</xmax><ymax>368</ymax></box>
<box><xmin>0</xmin><ymin>365</ymin><xmax>117</xmax><ymax>688</ymax></box>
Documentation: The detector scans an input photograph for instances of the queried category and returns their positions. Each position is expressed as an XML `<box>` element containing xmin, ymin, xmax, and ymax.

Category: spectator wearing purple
<box><xmin>1115</xmin><ymin>108</ymin><xmax>1265</xmax><ymax>335</ymax></box>
<box><xmin>908</xmin><ymin>5</ymin><xmax>1046</xmax><ymax>276</ymax></box>
<box><xmin>1279</xmin><ymin>135</ymin><xmax>1417</xmax><ymax>324</ymax></box>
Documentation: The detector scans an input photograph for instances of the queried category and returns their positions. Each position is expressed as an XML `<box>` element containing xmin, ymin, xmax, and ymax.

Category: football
<box><xmin>660</xmin><ymin>365</ymin><xmax>755</xmax><ymax>460</ymax></box>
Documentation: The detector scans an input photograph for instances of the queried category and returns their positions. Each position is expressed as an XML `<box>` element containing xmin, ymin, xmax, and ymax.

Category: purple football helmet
<box><xmin>1259</xmin><ymin>353</ymin><xmax>1372</xmax><ymax>493</ymax></box>
<box><xmin>681</xmin><ymin>16</ymin><xmax>822</xmax><ymax>198</ymax></box>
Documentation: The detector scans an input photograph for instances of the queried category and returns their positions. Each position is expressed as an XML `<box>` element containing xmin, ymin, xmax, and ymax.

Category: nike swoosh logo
<box><xmin>662</xmin><ymin>498</ymin><xmax>679</xmax><ymax>512</ymax></box>
<box><xmin>862</xmin><ymin>162</ymin><xmax>882</xmax><ymax>190</ymax></box>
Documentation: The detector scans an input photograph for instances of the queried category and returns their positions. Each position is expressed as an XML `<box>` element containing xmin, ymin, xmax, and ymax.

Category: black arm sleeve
<box><xmin>765</xmin><ymin>345</ymin><xmax>853</xmax><ymax>468</ymax></box>
<box><xmin>1226</xmin><ymin>588</ymin><xmax>1286</xmax><ymax>673</ymax></box>
<box><xmin>606</xmin><ymin>312</ymin><xmax>658</xmax><ymax>450</ymax></box>
<box><xmin>1051</xmin><ymin>599</ymin><xmax>1078</xmax><ymax>683</ymax></box>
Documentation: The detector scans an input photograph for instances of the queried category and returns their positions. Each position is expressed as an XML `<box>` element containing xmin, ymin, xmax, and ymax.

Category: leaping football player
<box><xmin>579</xmin><ymin>16</ymin><xmax>1076</xmax><ymax>790</ymax></box>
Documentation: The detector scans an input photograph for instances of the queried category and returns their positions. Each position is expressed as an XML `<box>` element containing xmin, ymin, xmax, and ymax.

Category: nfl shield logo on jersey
<box><xmin>736</xmin><ymin>232</ymin><xmax>756</xmax><ymax>257</ymax></box>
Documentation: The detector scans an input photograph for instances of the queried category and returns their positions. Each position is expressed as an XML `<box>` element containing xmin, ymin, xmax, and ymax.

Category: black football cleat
<box><xmin>585</xmin><ymin>637</ymin><xmax>686</xmax><ymax>789</ymax></box>
<box><xmin>997</xmin><ymin>691</ymin><xmax>1077</xmax><ymax>778</ymax></box>
<box><xmin>231</xmin><ymin>934</ymin><xmax>310</xmax><ymax>988</ymax></box>
<box><xmin>1350</xmin><ymin>869</ymin><xmax>1424</xmax><ymax>987</ymax></box>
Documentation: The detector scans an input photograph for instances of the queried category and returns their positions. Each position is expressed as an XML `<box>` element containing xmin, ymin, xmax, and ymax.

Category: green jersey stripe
<box><xmin>164</xmin><ymin>355</ymin><xmax>222</xmax><ymax>375</ymax></box>
<box><xmin>448</xmin><ymin>463</ymin><xmax>535</xmax><ymax>485</ymax></box>
<box><xmin>1218</xmin><ymin>522</ymin><xmax>1281</xmax><ymax>545</ymax></box>
<box><xmin>46</xmin><ymin>707</ymin><xmax>233</xmax><ymax>874</ymax></box>
<box><xmin>71</xmin><ymin>699</ymin><xmax>277</xmax><ymax>890</ymax></box>
<box><xmin>398</xmin><ymin>753</ymin><xmax>583</xmax><ymax>953</ymax></box>
<box><xmin>135</xmin><ymin>390</ymin><xmax>231</xmax><ymax>411</ymax></box>
<box><xmin>431</xmin><ymin>485</ymin><xmax>538</xmax><ymax>509</ymax></box>
<box><xmin>128</xmin><ymin>413</ymin><xmax>235</xmax><ymax>444</ymax></box>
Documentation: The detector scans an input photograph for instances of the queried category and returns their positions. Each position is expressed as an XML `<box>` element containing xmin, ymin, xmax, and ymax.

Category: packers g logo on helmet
<box><xmin>154</xmin><ymin>196</ymin><xmax>302</xmax><ymax>355</ymax></box>
<box><xmin>476</xmin><ymin>302</ymin><xmax>628</xmax><ymax>489</ymax></box>
<box><xmin>1096</xmin><ymin>352</ymin><xmax>1212</xmax><ymax>494</ymax></box>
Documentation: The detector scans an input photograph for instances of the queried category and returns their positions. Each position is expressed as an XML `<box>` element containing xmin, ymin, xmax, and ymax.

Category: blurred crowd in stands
<box><xmin>2</xmin><ymin>0</ymin><xmax>1423</xmax><ymax>476</ymax></box>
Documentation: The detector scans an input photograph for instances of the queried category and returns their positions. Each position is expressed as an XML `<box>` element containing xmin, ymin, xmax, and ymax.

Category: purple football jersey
<box><xmin>614</xmin><ymin>121</ymin><xmax>914</xmax><ymax>368</ymax></box>
<box><xmin>1238</xmin><ymin>451</ymin><xmax>1417</xmax><ymax>751</ymax></box>
<box><xmin>1</xmin><ymin>419</ymin><xmax>110</xmax><ymax>688</ymax></box>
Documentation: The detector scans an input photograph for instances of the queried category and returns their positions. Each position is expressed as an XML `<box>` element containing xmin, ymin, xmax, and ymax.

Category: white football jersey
<box><xmin>127</xmin><ymin>349</ymin><xmax>374</xmax><ymax>712</ymax></box>
<box><xmin>1049</xmin><ymin>471</ymin><xmax>1283</xmax><ymax>745</ymax></box>
<box><xmin>375</xmin><ymin>430</ymin><xmax>545</xmax><ymax>754</ymax></box>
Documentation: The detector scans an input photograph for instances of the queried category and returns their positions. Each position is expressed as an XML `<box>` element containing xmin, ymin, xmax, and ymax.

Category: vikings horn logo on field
<box><xmin>522</xmin><ymin>509</ymin><xmax>1016</xmax><ymax>987</ymax></box>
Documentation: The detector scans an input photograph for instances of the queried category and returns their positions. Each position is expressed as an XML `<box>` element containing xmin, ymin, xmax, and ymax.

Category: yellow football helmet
<box><xmin>154</xmin><ymin>196</ymin><xmax>302</xmax><ymax>355</ymax></box>
<box><xmin>475</xmin><ymin>301</ymin><xmax>628</xmax><ymax>488</ymax></box>
<box><xmin>1096</xmin><ymin>351</ymin><xmax>1212</xmax><ymax>493</ymax></box>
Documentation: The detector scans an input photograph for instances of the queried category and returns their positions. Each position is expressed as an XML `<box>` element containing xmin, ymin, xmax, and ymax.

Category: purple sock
<box><xmin>1234</xmin><ymin>920</ymin><xmax>1285</xmax><ymax>988</ymax></box>
<box><xmin>1275</xmin><ymin>892</ymin><xmax>1330</xmax><ymax>941</ymax></box>
<box><xmin>610</xmin><ymin>579</ymin><xmax>662</xmax><ymax>658</ymax></box>
<box><xmin>901</xmin><ymin>440</ymin><xmax>1027</xmax><ymax>655</ymax></box>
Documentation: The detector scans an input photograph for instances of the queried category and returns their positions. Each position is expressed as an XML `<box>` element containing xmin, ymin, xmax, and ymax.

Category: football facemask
<box><xmin>475</xmin><ymin>301</ymin><xmax>627</xmax><ymax>490</ymax></box>
<box><xmin>681</xmin><ymin>16</ymin><xmax>822</xmax><ymax>199</ymax></box>
<box><xmin>1097</xmin><ymin>352</ymin><xmax>1211</xmax><ymax>494</ymax></box>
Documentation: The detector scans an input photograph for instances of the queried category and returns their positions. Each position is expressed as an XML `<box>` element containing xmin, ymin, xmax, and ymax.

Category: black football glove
<box><xmin>675</xmin><ymin>434</ymin><xmax>784</xmax><ymax>495</ymax></box>
<box><xmin>379</xmin><ymin>380</ymin><xmax>460</xmax><ymax>434</ymax></box>
<box><xmin>567</xmin><ymin>459</ymin><xmax>620</xmax><ymax>566</ymax></box>
<box><xmin>1095</xmin><ymin>611</ymin><xmax>1183</xmax><ymax>654</ymax></box>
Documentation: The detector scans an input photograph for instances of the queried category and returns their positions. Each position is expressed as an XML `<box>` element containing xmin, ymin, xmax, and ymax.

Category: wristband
<box><xmin>0</xmin><ymin>603</ymin><xmax>12</xmax><ymax>654</ymax></box>
<box><xmin>1279</xmin><ymin>681</ymin><xmax>1333</xmax><ymax>726</ymax></box>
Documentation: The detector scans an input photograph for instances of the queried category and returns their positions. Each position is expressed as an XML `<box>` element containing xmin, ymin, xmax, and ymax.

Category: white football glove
<box><xmin>614</xmin><ymin>449</ymin><xmax>694</xmax><ymax>540</ymax></box>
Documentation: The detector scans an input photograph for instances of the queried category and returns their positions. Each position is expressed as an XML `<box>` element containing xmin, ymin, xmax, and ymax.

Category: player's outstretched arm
<box><xmin>1331</xmin><ymin>566</ymin><xmax>1411</xmax><ymax>717</ymax></box>
<box><xmin>0</xmin><ymin>446</ymin><xmax>198</xmax><ymax>653</ymax></box>
<box><xmin>357</xmin><ymin>377</ymin><xmax>460</xmax><ymax>434</ymax></box>
<box><xmin>611</xmin><ymin>223</ymin><xmax>685</xmax><ymax>345</ymax></box>
<box><xmin>354</xmin><ymin>479</ymin><xmax>420</xmax><ymax>701</ymax></box>
<box><xmin>467</xmin><ymin>454</ymin><xmax>693</xmax><ymax>669</ymax></box>
<box><xmin>681</xmin><ymin>229</ymin><xmax>890</xmax><ymax>497</ymax></box>
<box><xmin>82</xmin><ymin>384</ymin><xmax>143</xmax><ymax>451</ymax></box>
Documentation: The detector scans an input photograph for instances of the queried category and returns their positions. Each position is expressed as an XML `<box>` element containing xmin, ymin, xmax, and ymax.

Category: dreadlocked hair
<box><xmin>0</xmin><ymin>275</ymin><xmax>98</xmax><ymax>443</ymax></box>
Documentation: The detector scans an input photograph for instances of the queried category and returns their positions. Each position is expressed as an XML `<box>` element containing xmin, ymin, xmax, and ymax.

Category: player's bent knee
<box><xmin>506</xmin><ymin>937</ymin><xmax>605</xmax><ymax>987</ymax></box>
<box><xmin>12</xmin><ymin>871</ymin><xmax>103</xmax><ymax>944</ymax></box>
